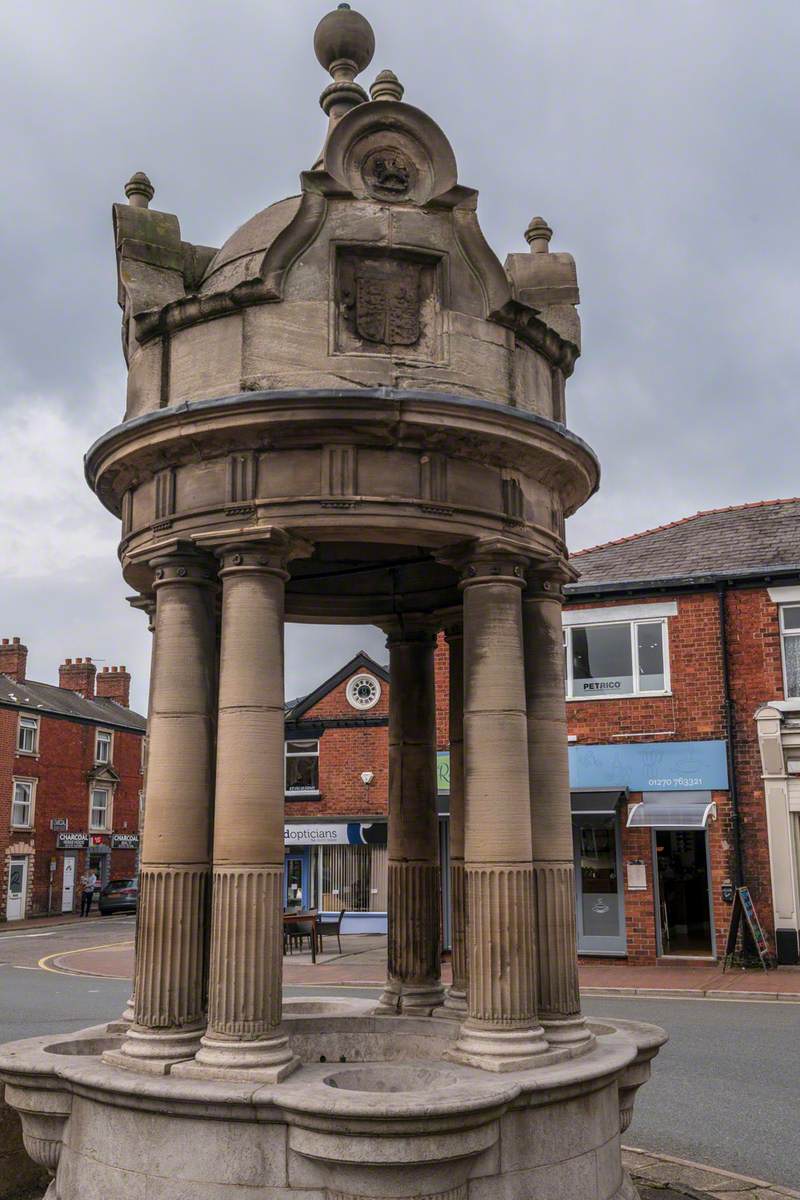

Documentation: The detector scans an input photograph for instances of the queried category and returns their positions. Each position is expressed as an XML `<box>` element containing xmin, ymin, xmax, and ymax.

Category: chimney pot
<box><xmin>0</xmin><ymin>637</ymin><xmax>28</xmax><ymax>683</ymax></box>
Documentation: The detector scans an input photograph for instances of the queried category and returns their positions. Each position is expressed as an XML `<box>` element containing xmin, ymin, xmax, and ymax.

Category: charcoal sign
<box><xmin>56</xmin><ymin>832</ymin><xmax>89</xmax><ymax>850</ymax></box>
<box><xmin>111</xmin><ymin>833</ymin><xmax>140</xmax><ymax>850</ymax></box>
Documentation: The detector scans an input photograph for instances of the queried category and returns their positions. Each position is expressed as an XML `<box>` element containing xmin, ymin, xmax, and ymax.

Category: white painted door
<box><xmin>61</xmin><ymin>856</ymin><xmax>76</xmax><ymax>912</ymax></box>
<box><xmin>6</xmin><ymin>857</ymin><xmax>28</xmax><ymax>921</ymax></box>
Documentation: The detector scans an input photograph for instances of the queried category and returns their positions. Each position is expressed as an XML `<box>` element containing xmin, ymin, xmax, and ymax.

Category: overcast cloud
<box><xmin>1</xmin><ymin>0</ymin><xmax>798</xmax><ymax>711</ymax></box>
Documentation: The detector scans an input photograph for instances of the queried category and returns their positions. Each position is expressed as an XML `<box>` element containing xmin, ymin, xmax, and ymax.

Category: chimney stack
<box><xmin>0</xmin><ymin>638</ymin><xmax>28</xmax><ymax>683</ymax></box>
<box><xmin>58</xmin><ymin>656</ymin><xmax>97</xmax><ymax>699</ymax></box>
<box><xmin>96</xmin><ymin>664</ymin><xmax>132</xmax><ymax>708</ymax></box>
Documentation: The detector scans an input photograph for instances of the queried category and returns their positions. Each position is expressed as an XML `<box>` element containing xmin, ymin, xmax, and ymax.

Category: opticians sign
<box><xmin>284</xmin><ymin>822</ymin><xmax>387</xmax><ymax>846</ymax></box>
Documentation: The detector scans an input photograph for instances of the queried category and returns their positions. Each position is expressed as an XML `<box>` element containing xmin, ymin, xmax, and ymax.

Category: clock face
<box><xmin>346</xmin><ymin>673</ymin><xmax>381</xmax><ymax>710</ymax></box>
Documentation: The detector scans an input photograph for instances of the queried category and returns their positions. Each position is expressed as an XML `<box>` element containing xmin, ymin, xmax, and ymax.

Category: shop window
<box><xmin>17</xmin><ymin>715</ymin><xmax>39</xmax><ymax>754</ymax></box>
<box><xmin>90</xmin><ymin>786</ymin><xmax>111</xmax><ymax>831</ymax></box>
<box><xmin>780</xmin><ymin>605</ymin><xmax>800</xmax><ymax>699</ymax></box>
<box><xmin>285</xmin><ymin>740</ymin><xmax>320</xmax><ymax>794</ymax></box>
<box><xmin>95</xmin><ymin>729</ymin><xmax>112</xmax><ymax>765</ymax></box>
<box><xmin>565</xmin><ymin>618</ymin><xmax>668</xmax><ymax>699</ymax></box>
<box><xmin>11</xmin><ymin>778</ymin><xmax>35</xmax><ymax>828</ymax></box>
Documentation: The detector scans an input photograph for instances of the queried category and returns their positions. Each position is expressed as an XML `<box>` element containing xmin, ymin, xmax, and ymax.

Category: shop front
<box><xmin>569</xmin><ymin>740</ymin><xmax>729</xmax><ymax>961</ymax></box>
<box><xmin>283</xmin><ymin>821</ymin><xmax>388</xmax><ymax>933</ymax></box>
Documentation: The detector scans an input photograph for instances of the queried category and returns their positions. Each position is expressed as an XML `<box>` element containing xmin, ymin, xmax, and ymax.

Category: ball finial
<box><xmin>314</xmin><ymin>6</ymin><xmax>375</xmax><ymax>82</ymax></box>
<box><xmin>124</xmin><ymin>171</ymin><xmax>155</xmax><ymax>209</ymax></box>
<box><xmin>525</xmin><ymin>216</ymin><xmax>553</xmax><ymax>253</ymax></box>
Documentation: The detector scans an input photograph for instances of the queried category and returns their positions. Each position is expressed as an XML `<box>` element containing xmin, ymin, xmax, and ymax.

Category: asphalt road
<box><xmin>1</xmin><ymin>920</ymin><xmax>798</xmax><ymax>1189</ymax></box>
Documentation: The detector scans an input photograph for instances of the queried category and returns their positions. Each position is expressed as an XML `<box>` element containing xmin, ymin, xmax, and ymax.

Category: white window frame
<box><xmin>285</xmin><ymin>739</ymin><xmax>321</xmax><ymax>795</ymax></box>
<box><xmin>17</xmin><ymin>714</ymin><xmax>39</xmax><ymax>755</ymax></box>
<box><xmin>95</xmin><ymin>729</ymin><xmax>113</xmax><ymax>765</ymax></box>
<box><xmin>564</xmin><ymin>616</ymin><xmax>671</xmax><ymax>702</ymax></box>
<box><xmin>89</xmin><ymin>785</ymin><xmax>112</xmax><ymax>832</ymax></box>
<box><xmin>779</xmin><ymin>604</ymin><xmax>800</xmax><ymax>701</ymax></box>
<box><xmin>11</xmin><ymin>777</ymin><xmax>36</xmax><ymax>829</ymax></box>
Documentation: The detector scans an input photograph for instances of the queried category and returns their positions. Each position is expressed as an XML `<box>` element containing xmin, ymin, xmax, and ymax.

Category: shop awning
<box><xmin>626</xmin><ymin>792</ymin><xmax>716</xmax><ymax>830</ymax></box>
<box><xmin>570</xmin><ymin>788</ymin><xmax>627</xmax><ymax>815</ymax></box>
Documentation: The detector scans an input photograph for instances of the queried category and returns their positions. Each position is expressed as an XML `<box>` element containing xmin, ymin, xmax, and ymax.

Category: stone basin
<box><xmin>323</xmin><ymin>1065</ymin><xmax>456</xmax><ymax>1092</ymax></box>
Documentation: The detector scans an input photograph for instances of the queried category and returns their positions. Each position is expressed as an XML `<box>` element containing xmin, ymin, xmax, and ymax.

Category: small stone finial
<box><xmin>370</xmin><ymin>68</ymin><xmax>404</xmax><ymax>103</ymax></box>
<box><xmin>125</xmin><ymin>171</ymin><xmax>155</xmax><ymax>209</ymax></box>
<box><xmin>525</xmin><ymin>216</ymin><xmax>553</xmax><ymax>254</ymax></box>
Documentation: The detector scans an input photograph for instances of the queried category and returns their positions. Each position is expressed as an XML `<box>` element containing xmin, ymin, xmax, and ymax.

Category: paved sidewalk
<box><xmin>624</xmin><ymin>1148</ymin><xmax>800</xmax><ymax>1198</ymax></box>
<box><xmin>45</xmin><ymin>933</ymin><xmax>800</xmax><ymax>1000</ymax></box>
<box><xmin>0</xmin><ymin>910</ymin><xmax>102</xmax><ymax>934</ymax></box>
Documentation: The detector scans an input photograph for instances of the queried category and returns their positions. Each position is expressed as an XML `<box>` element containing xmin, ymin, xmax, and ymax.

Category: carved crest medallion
<box><xmin>362</xmin><ymin>148</ymin><xmax>415</xmax><ymax>200</ymax></box>
<box><xmin>354</xmin><ymin>258</ymin><xmax>421</xmax><ymax>346</ymax></box>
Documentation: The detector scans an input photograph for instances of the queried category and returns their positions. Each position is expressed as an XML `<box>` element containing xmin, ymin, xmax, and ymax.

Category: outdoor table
<box><xmin>283</xmin><ymin>909</ymin><xmax>317</xmax><ymax>963</ymax></box>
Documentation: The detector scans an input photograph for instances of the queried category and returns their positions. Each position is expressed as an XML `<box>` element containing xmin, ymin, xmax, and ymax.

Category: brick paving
<box><xmin>46</xmin><ymin>933</ymin><xmax>800</xmax><ymax>1001</ymax></box>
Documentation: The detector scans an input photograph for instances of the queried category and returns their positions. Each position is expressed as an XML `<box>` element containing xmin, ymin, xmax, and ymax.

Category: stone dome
<box><xmin>200</xmin><ymin>196</ymin><xmax>302</xmax><ymax>295</ymax></box>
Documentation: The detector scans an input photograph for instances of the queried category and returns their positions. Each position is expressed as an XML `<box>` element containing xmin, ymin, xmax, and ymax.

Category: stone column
<box><xmin>523</xmin><ymin>569</ymin><xmax>592</xmax><ymax>1047</ymax></box>
<box><xmin>182</xmin><ymin>538</ymin><xmax>299</xmax><ymax>1081</ymax></box>
<box><xmin>110</xmin><ymin>548</ymin><xmax>217</xmax><ymax>1070</ymax></box>
<box><xmin>435</xmin><ymin>616</ymin><xmax>467</xmax><ymax>1016</ymax></box>
<box><xmin>448</xmin><ymin>541</ymin><xmax>549</xmax><ymax>1071</ymax></box>
<box><xmin>376</xmin><ymin>622</ymin><xmax>445</xmax><ymax>1014</ymax></box>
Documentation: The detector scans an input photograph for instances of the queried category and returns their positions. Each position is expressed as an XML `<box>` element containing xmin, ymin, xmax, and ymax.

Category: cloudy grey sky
<box><xmin>1</xmin><ymin>0</ymin><xmax>797</xmax><ymax>711</ymax></box>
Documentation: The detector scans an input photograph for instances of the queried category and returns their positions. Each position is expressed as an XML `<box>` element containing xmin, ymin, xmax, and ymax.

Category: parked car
<box><xmin>98</xmin><ymin>878</ymin><xmax>138</xmax><ymax>916</ymax></box>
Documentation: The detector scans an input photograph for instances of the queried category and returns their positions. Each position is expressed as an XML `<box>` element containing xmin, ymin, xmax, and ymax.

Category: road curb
<box><xmin>624</xmin><ymin>1146</ymin><xmax>800</xmax><ymax>1198</ymax></box>
<box><xmin>582</xmin><ymin>985</ymin><xmax>800</xmax><ymax>1003</ymax></box>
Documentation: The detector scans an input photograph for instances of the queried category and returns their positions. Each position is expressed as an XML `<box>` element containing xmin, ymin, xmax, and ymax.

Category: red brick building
<box><xmin>564</xmin><ymin>499</ymin><xmax>800</xmax><ymax>966</ymax></box>
<box><xmin>281</xmin><ymin>645</ymin><xmax>450</xmax><ymax>934</ymax></box>
<box><xmin>1</xmin><ymin>638</ymin><xmax>146</xmax><ymax>921</ymax></box>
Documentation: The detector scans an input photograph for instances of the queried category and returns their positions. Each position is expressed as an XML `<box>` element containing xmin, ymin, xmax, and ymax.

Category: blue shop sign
<box><xmin>568</xmin><ymin>740</ymin><xmax>728</xmax><ymax>793</ymax></box>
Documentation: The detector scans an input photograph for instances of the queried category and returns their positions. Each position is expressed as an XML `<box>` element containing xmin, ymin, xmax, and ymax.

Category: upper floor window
<box><xmin>564</xmin><ymin>618</ymin><xmax>669</xmax><ymax>700</ymax></box>
<box><xmin>90</xmin><ymin>786</ymin><xmax>111</xmax><ymax>831</ymax></box>
<box><xmin>17</xmin><ymin>715</ymin><xmax>39</xmax><ymax>755</ymax></box>
<box><xmin>11</xmin><ymin>778</ymin><xmax>35</xmax><ymax>828</ymax></box>
<box><xmin>95</xmin><ymin>729</ymin><xmax>112</xmax><ymax>765</ymax></box>
<box><xmin>285</xmin><ymin>740</ymin><xmax>320</xmax><ymax>794</ymax></box>
<box><xmin>780</xmin><ymin>605</ymin><xmax>800</xmax><ymax>699</ymax></box>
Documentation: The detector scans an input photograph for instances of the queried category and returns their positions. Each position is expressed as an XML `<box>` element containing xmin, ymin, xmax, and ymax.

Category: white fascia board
<box><xmin>768</xmin><ymin>586</ymin><xmax>800</xmax><ymax>603</ymax></box>
<box><xmin>563</xmin><ymin>600</ymin><xmax>678</xmax><ymax>627</ymax></box>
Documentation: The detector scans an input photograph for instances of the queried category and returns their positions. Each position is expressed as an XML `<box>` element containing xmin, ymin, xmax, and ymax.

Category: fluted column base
<box><xmin>175</xmin><ymin>866</ymin><xmax>298</xmax><ymax>1082</ymax></box>
<box><xmin>104</xmin><ymin>865</ymin><xmax>210</xmax><ymax>1074</ymax></box>
<box><xmin>445</xmin><ymin>864</ymin><xmax>549</xmax><ymax>1071</ymax></box>
<box><xmin>434</xmin><ymin>859</ymin><xmax>468</xmax><ymax>1018</ymax></box>
<box><xmin>176</xmin><ymin>1030</ymin><xmax>299</xmax><ymax>1082</ymax></box>
<box><xmin>533</xmin><ymin>861</ymin><xmax>593</xmax><ymax>1048</ymax></box>
<box><xmin>375</xmin><ymin>861</ymin><xmax>444</xmax><ymax>1015</ymax></box>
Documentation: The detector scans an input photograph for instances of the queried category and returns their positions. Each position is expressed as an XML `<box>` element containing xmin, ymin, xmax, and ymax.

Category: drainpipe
<box><xmin>717</xmin><ymin>582</ymin><xmax>745</xmax><ymax>887</ymax></box>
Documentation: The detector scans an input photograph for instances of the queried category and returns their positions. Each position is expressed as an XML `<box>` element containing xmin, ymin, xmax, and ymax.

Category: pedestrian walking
<box><xmin>79</xmin><ymin>869</ymin><xmax>97</xmax><ymax>917</ymax></box>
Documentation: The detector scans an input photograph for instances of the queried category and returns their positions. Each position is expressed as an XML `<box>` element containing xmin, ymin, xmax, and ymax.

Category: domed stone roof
<box><xmin>200</xmin><ymin>196</ymin><xmax>301</xmax><ymax>295</ymax></box>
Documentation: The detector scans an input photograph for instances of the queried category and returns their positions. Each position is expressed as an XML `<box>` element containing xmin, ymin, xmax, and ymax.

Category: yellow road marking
<box><xmin>37</xmin><ymin>940</ymin><xmax>134</xmax><ymax>979</ymax></box>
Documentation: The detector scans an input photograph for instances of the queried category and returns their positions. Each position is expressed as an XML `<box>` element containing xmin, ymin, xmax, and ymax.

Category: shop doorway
<box><xmin>284</xmin><ymin>850</ymin><xmax>309</xmax><ymax>909</ymax></box>
<box><xmin>6</xmin><ymin>856</ymin><xmax>28</xmax><ymax>921</ymax></box>
<box><xmin>573</xmin><ymin>813</ymin><xmax>626</xmax><ymax>955</ymax></box>
<box><xmin>61</xmin><ymin>856</ymin><xmax>76</xmax><ymax>912</ymax></box>
<box><xmin>654</xmin><ymin>830</ymin><xmax>713</xmax><ymax>957</ymax></box>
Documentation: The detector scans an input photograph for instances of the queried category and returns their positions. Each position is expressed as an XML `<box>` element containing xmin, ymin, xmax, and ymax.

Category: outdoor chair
<box><xmin>317</xmin><ymin>908</ymin><xmax>346</xmax><ymax>955</ymax></box>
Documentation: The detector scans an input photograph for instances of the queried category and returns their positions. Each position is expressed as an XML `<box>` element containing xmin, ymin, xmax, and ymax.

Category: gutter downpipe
<box><xmin>717</xmin><ymin>581</ymin><xmax>745</xmax><ymax>888</ymax></box>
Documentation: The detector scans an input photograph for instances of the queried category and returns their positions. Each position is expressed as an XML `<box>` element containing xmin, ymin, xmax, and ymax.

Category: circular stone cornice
<box><xmin>85</xmin><ymin>387</ymin><xmax>600</xmax><ymax>519</ymax></box>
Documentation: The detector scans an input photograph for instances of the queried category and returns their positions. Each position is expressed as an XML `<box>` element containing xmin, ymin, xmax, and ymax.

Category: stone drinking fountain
<box><xmin>0</xmin><ymin>8</ymin><xmax>665</xmax><ymax>1198</ymax></box>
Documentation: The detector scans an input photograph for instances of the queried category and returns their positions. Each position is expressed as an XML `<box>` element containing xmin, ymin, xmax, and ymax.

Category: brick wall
<box><xmin>288</xmin><ymin>672</ymin><xmax>390</xmax><ymax>820</ymax></box>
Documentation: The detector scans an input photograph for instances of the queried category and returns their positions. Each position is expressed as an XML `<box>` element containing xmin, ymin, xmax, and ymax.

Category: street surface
<box><xmin>0</xmin><ymin>920</ymin><xmax>798</xmax><ymax>1190</ymax></box>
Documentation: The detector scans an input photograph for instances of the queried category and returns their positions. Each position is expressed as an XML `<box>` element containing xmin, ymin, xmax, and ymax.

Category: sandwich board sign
<box><xmin>722</xmin><ymin>886</ymin><xmax>771</xmax><ymax>971</ymax></box>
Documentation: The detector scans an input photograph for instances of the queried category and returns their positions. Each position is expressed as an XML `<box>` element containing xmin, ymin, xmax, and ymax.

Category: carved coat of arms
<box><xmin>353</xmin><ymin>258</ymin><xmax>421</xmax><ymax>347</ymax></box>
